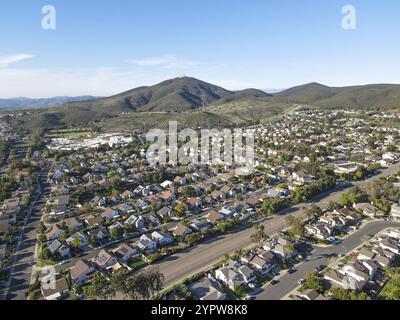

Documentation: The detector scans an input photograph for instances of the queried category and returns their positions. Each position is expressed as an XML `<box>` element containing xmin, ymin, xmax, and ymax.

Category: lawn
<box><xmin>379</xmin><ymin>275</ymin><xmax>400</xmax><ymax>300</ymax></box>
<box><xmin>129</xmin><ymin>259</ymin><xmax>147</xmax><ymax>270</ymax></box>
<box><xmin>46</xmin><ymin>132</ymin><xmax>91</xmax><ymax>138</ymax></box>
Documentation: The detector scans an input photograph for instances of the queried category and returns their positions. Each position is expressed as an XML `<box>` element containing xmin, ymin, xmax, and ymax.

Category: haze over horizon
<box><xmin>1</xmin><ymin>0</ymin><xmax>400</xmax><ymax>98</ymax></box>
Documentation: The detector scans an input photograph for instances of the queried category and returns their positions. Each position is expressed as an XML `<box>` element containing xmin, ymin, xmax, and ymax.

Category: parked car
<box><xmin>248</xmin><ymin>283</ymin><xmax>256</xmax><ymax>290</ymax></box>
<box><xmin>270</xmin><ymin>279</ymin><xmax>279</xmax><ymax>285</ymax></box>
<box><xmin>288</xmin><ymin>268</ymin><xmax>297</xmax><ymax>274</ymax></box>
<box><xmin>297</xmin><ymin>278</ymin><xmax>305</xmax><ymax>285</ymax></box>
<box><xmin>315</xmin><ymin>265</ymin><xmax>326</xmax><ymax>272</ymax></box>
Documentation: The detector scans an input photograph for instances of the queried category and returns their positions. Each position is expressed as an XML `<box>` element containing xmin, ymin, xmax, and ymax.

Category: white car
<box><xmin>248</xmin><ymin>283</ymin><xmax>256</xmax><ymax>290</ymax></box>
<box><xmin>297</xmin><ymin>278</ymin><xmax>305</xmax><ymax>285</ymax></box>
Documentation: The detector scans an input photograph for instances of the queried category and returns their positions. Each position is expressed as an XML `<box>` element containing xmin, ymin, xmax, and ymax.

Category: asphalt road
<box><xmin>256</xmin><ymin>220</ymin><xmax>400</xmax><ymax>300</ymax></box>
<box><xmin>2</xmin><ymin>168</ymin><xmax>51</xmax><ymax>300</ymax></box>
<box><xmin>155</xmin><ymin>164</ymin><xmax>399</xmax><ymax>291</ymax></box>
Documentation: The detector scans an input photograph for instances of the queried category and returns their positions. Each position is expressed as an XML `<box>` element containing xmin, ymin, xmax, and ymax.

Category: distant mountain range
<box><xmin>6</xmin><ymin>77</ymin><xmax>400</xmax><ymax>131</ymax></box>
<box><xmin>0</xmin><ymin>96</ymin><xmax>100</xmax><ymax>109</ymax></box>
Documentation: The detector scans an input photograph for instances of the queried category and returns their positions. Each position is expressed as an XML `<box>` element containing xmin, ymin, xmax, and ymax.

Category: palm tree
<box><xmin>71</xmin><ymin>237</ymin><xmax>82</xmax><ymax>250</ymax></box>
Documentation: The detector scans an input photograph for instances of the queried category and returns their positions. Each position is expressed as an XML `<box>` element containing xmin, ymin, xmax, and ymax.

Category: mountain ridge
<box><xmin>63</xmin><ymin>77</ymin><xmax>271</xmax><ymax>113</ymax></box>
<box><xmin>6</xmin><ymin>77</ymin><xmax>400</xmax><ymax>132</ymax></box>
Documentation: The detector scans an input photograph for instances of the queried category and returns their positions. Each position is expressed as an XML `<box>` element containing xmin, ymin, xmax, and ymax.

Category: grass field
<box><xmin>46</xmin><ymin>128</ymin><xmax>91</xmax><ymax>138</ymax></box>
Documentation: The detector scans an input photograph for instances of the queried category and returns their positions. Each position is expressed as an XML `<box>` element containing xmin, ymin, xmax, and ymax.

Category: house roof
<box><xmin>301</xmin><ymin>289</ymin><xmax>320</xmax><ymax>300</ymax></box>
<box><xmin>41</xmin><ymin>277</ymin><xmax>69</xmax><ymax>298</ymax></box>
<box><xmin>206</xmin><ymin>210</ymin><xmax>223</xmax><ymax>222</ymax></box>
<box><xmin>112</xmin><ymin>243</ymin><xmax>135</xmax><ymax>258</ymax></box>
<box><xmin>70</xmin><ymin>259</ymin><xmax>92</xmax><ymax>280</ymax></box>
<box><xmin>189</xmin><ymin>278</ymin><xmax>226</xmax><ymax>300</ymax></box>
<box><xmin>46</xmin><ymin>225</ymin><xmax>63</xmax><ymax>238</ymax></box>
<box><xmin>92</xmin><ymin>249</ymin><xmax>114</xmax><ymax>268</ymax></box>
<box><xmin>159</xmin><ymin>191</ymin><xmax>174</xmax><ymax>201</ymax></box>
<box><xmin>169</xmin><ymin>222</ymin><xmax>191</xmax><ymax>236</ymax></box>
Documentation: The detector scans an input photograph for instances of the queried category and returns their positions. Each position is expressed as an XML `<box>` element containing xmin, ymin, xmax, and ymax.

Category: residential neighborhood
<box><xmin>1</xmin><ymin>107</ymin><xmax>400</xmax><ymax>301</ymax></box>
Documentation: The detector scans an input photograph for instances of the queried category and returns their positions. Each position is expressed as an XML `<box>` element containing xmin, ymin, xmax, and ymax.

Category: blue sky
<box><xmin>1</xmin><ymin>0</ymin><xmax>400</xmax><ymax>97</ymax></box>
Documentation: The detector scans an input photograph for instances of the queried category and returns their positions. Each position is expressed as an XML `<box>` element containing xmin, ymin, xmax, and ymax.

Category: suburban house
<box><xmin>66</xmin><ymin>232</ymin><xmax>88</xmax><ymax>247</ymax></box>
<box><xmin>113</xmin><ymin>203</ymin><xmax>134</xmax><ymax>214</ymax></box>
<box><xmin>263</xmin><ymin>238</ymin><xmax>297</xmax><ymax>259</ymax></box>
<box><xmin>41</xmin><ymin>276</ymin><xmax>70</xmax><ymax>300</ymax></box>
<box><xmin>353</xmin><ymin>203</ymin><xmax>385</xmax><ymax>218</ymax></box>
<box><xmin>70</xmin><ymin>259</ymin><xmax>95</xmax><ymax>285</ymax></box>
<box><xmin>137</xmin><ymin>234</ymin><xmax>157</xmax><ymax>251</ymax></box>
<box><xmin>91</xmin><ymin>249</ymin><xmax>118</xmax><ymax>270</ymax></box>
<box><xmin>112</xmin><ymin>243</ymin><xmax>137</xmax><ymax>262</ymax></box>
<box><xmin>304</xmin><ymin>224</ymin><xmax>332</xmax><ymax>240</ymax></box>
<box><xmin>88</xmin><ymin>228</ymin><xmax>109</xmax><ymax>241</ymax></box>
<box><xmin>206</xmin><ymin>210</ymin><xmax>224</xmax><ymax>224</ymax></box>
<box><xmin>189</xmin><ymin>277</ymin><xmax>227</xmax><ymax>300</ymax></box>
<box><xmin>157</xmin><ymin>206</ymin><xmax>173</xmax><ymax>219</ymax></box>
<box><xmin>168</xmin><ymin>222</ymin><xmax>193</xmax><ymax>238</ymax></box>
<box><xmin>379</xmin><ymin>239</ymin><xmax>400</xmax><ymax>254</ymax></box>
<box><xmin>160</xmin><ymin>180</ymin><xmax>173</xmax><ymax>189</ymax></box>
<box><xmin>100</xmin><ymin>207</ymin><xmax>120</xmax><ymax>221</ymax></box>
<box><xmin>84</xmin><ymin>214</ymin><xmax>104</xmax><ymax>228</ymax></box>
<box><xmin>249</xmin><ymin>255</ymin><xmax>277</xmax><ymax>276</ymax></box>
<box><xmin>190</xmin><ymin>219</ymin><xmax>212</xmax><ymax>232</ymax></box>
<box><xmin>64</xmin><ymin>217</ymin><xmax>83</xmax><ymax>231</ymax></box>
<box><xmin>158</xmin><ymin>191</ymin><xmax>176</xmax><ymax>202</ymax></box>
<box><xmin>300</xmin><ymin>289</ymin><xmax>327</xmax><ymax>301</ymax></box>
<box><xmin>48</xmin><ymin>240</ymin><xmax>70</xmax><ymax>258</ymax></box>
<box><xmin>120</xmin><ymin>190</ymin><xmax>134</xmax><ymax>199</ymax></box>
<box><xmin>1</xmin><ymin>197</ymin><xmax>21</xmax><ymax>215</ymax></box>
<box><xmin>357</xmin><ymin>249</ymin><xmax>376</xmax><ymax>261</ymax></box>
<box><xmin>343</xmin><ymin>263</ymin><xmax>370</xmax><ymax>284</ymax></box>
<box><xmin>151</xmin><ymin>231</ymin><xmax>174</xmax><ymax>246</ymax></box>
<box><xmin>238</xmin><ymin>265</ymin><xmax>257</xmax><ymax>283</ymax></box>
<box><xmin>215</xmin><ymin>267</ymin><xmax>244</xmax><ymax>289</ymax></box>
<box><xmin>45</xmin><ymin>225</ymin><xmax>64</xmax><ymax>241</ymax></box>
<box><xmin>292</xmin><ymin>171</ymin><xmax>312</xmax><ymax>184</ymax></box>
<box><xmin>334</xmin><ymin>208</ymin><xmax>362</xmax><ymax>225</ymax></box>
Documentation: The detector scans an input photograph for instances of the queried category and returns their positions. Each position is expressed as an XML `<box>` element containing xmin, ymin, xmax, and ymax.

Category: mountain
<box><xmin>64</xmin><ymin>77</ymin><xmax>271</xmax><ymax>113</ymax></box>
<box><xmin>276</xmin><ymin>82</ymin><xmax>400</xmax><ymax>109</ymax></box>
<box><xmin>0</xmin><ymin>96</ymin><xmax>99</xmax><ymax>109</ymax></box>
<box><xmin>8</xmin><ymin>77</ymin><xmax>400</xmax><ymax>132</ymax></box>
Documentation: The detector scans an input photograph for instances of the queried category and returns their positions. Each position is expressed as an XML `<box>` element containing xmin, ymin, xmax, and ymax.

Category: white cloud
<box><xmin>0</xmin><ymin>67</ymin><xmax>179</xmax><ymax>98</ymax></box>
<box><xmin>130</xmin><ymin>55</ymin><xmax>198</xmax><ymax>69</ymax></box>
<box><xmin>0</xmin><ymin>54</ymin><xmax>34</xmax><ymax>68</ymax></box>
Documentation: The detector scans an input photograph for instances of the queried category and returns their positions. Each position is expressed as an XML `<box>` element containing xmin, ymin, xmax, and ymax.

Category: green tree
<box><xmin>110</xmin><ymin>227</ymin><xmax>124</xmax><ymax>240</ymax></box>
<box><xmin>84</xmin><ymin>272</ymin><xmax>112</xmax><ymax>300</ymax></box>
<box><xmin>175</xmin><ymin>203</ymin><xmax>186</xmax><ymax>218</ymax></box>
<box><xmin>71</xmin><ymin>237</ymin><xmax>82</xmax><ymax>249</ymax></box>
<box><xmin>304</xmin><ymin>272</ymin><xmax>324</xmax><ymax>292</ymax></box>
